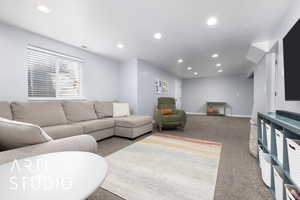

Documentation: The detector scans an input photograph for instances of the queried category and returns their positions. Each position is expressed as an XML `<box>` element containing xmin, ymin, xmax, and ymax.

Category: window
<box><xmin>27</xmin><ymin>46</ymin><xmax>83</xmax><ymax>99</ymax></box>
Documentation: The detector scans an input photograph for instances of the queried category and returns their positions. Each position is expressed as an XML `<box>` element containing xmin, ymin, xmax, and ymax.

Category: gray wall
<box><xmin>137</xmin><ymin>60</ymin><xmax>181</xmax><ymax>116</ymax></box>
<box><xmin>119</xmin><ymin>59</ymin><xmax>138</xmax><ymax>113</ymax></box>
<box><xmin>182</xmin><ymin>75</ymin><xmax>254</xmax><ymax>116</ymax></box>
<box><xmin>0</xmin><ymin>22</ymin><xmax>120</xmax><ymax>101</ymax></box>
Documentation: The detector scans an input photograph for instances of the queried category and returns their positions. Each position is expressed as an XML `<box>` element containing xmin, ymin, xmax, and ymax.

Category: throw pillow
<box><xmin>160</xmin><ymin>109</ymin><xmax>174</xmax><ymax>115</ymax></box>
<box><xmin>113</xmin><ymin>103</ymin><xmax>130</xmax><ymax>117</ymax></box>
<box><xmin>0</xmin><ymin>117</ymin><xmax>52</xmax><ymax>150</ymax></box>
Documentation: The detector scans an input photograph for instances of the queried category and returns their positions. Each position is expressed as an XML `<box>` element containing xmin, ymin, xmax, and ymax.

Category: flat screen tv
<box><xmin>283</xmin><ymin>19</ymin><xmax>300</xmax><ymax>101</ymax></box>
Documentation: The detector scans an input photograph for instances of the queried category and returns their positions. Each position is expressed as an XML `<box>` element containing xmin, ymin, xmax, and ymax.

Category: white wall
<box><xmin>251</xmin><ymin>57</ymin><xmax>268</xmax><ymax>120</ymax></box>
<box><xmin>252</xmin><ymin>1</ymin><xmax>300</xmax><ymax>116</ymax></box>
<box><xmin>119</xmin><ymin>59</ymin><xmax>138</xmax><ymax>113</ymax></box>
<box><xmin>182</xmin><ymin>75</ymin><xmax>254</xmax><ymax>116</ymax></box>
<box><xmin>137</xmin><ymin>60</ymin><xmax>181</xmax><ymax>116</ymax></box>
<box><xmin>0</xmin><ymin>22</ymin><xmax>120</xmax><ymax>101</ymax></box>
<box><xmin>272</xmin><ymin>1</ymin><xmax>300</xmax><ymax>113</ymax></box>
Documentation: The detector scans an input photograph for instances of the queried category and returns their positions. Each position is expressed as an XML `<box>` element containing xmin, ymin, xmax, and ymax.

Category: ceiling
<box><xmin>0</xmin><ymin>0</ymin><xmax>293</xmax><ymax>78</ymax></box>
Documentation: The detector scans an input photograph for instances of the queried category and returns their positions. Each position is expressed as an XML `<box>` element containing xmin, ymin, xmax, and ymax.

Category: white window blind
<box><xmin>27</xmin><ymin>46</ymin><xmax>83</xmax><ymax>99</ymax></box>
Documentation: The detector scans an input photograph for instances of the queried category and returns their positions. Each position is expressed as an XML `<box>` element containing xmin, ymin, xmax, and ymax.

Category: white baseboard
<box><xmin>226</xmin><ymin>114</ymin><xmax>251</xmax><ymax>118</ymax></box>
<box><xmin>187</xmin><ymin>112</ymin><xmax>251</xmax><ymax>118</ymax></box>
<box><xmin>186</xmin><ymin>112</ymin><xmax>206</xmax><ymax>115</ymax></box>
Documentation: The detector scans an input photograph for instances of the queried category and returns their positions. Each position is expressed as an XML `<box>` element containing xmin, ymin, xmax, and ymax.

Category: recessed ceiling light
<box><xmin>194</xmin><ymin>72</ymin><xmax>198</xmax><ymax>75</ymax></box>
<box><xmin>206</xmin><ymin>17</ymin><xmax>218</xmax><ymax>26</ymax></box>
<box><xmin>154</xmin><ymin>33</ymin><xmax>162</xmax><ymax>40</ymax></box>
<box><xmin>218</xmin><ymin>69</ymin><xmax>223</xmax><ymax>73</ymax></box>
<box><xmin>116</xmin><ymin>43</ymin><xmax>124</xmax><ymax>49</ymax></box>
<box><xmin>216</xmin><ymin>63</ymin><xmax>222</xmax><ymax>67</ymax></box>
<box><xmin>178</xmin><ymin>59</ymin><xmax>184</xmax><ymax>63</ymax></box>
<box><xmin>212</xmin><ymin>54</ymin><xmax>219</xmax><ymax>58</ymax></box>
<box><xmin>37</xmin><ymin>5</ymin><xmax>52</xmax><ymax>14</ymax></box>
<box><xmin>187</xmin><ymin>67</ymin><xmax>192</xmax><ymax>71</ymax></box>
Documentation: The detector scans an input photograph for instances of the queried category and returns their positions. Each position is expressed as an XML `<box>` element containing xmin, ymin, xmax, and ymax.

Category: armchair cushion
<box><xmin>162</xmin><ymin>114</ymin><xmax>181</xmax><ymax>123</ymax></box>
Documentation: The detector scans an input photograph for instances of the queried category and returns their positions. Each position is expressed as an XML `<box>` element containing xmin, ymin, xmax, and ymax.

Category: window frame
<box><xmin>27</xmin><ymin>45</ymin><xmax>85</xmax><ymax>101</ymax></box>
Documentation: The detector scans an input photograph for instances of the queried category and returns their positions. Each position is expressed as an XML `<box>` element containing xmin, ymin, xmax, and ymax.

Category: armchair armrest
<box><xmin>175</xmin><ymin>109</ymin><xmax>187</xmax><ymax>127</ymax></box>
<box><xmin>154</xmin><ymin>109</ymin><xmax>163</xmax><ymax>126</ymax></box>
<box><xmin>0</xmin><ymin>135</ymin><xmax>97</xmax><ymax>165</ymax></box>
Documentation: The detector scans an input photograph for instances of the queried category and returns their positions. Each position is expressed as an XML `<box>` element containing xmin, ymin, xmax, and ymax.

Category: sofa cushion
<box><xmin>115</xmin><ymin>115</ymin><xmax>152</xmax><ymax>128</ymax></box>
<box><xmin>94</xmin><ymin>101</ymin><xmax>114</xmax><ymax>118</ymax></box>
<box><xmin>43</xmin><ymin>124</ymin><xmax>84</xmax><ymax>140</ymax></box>
<box><xmin>75</xmin><ymin>118</ymin><xmax>115</xmax><ymax>133</ymax></box>
<box><xmin>11</xmin><ymin>101</ymin><xmax>68</xmax><ymax>127</ymax></box>
<box><xmin>0</xmin><ymin>117</ymin><xmax>52</xmax><ymax>150</ymax></box>
<box><xmin>0</xmin><ymin>102</ymin><xmax>12</xmax><ymax>120</ymax></box>
<box><xmin>62</xmin><ymin>101</ymin><xmax>97</xmax><ymax>122</ymax></box>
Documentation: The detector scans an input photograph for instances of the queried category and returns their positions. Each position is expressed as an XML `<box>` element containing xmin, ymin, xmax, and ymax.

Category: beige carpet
<box><xmin>101</xmin><ymin>133</ymin><xmax>222</xmax><ymax>200</ymax></box>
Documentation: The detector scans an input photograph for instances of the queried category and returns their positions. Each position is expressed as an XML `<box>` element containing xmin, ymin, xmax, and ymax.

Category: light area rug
<box><xmin>101</xmin><ymin>134</ymin><xmax>222</xmax><ymax>200</ymax></box>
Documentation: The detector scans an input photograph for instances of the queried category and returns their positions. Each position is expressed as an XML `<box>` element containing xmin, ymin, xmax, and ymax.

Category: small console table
<box><xmin>258</xmin><ymin>111</ymin><xmax>300</xmax><ymax>199</ymax></box>
<box><xmin>206</xmin><ymin>102</ymin><xmax>226</xmax><ymax>116</ymax></box>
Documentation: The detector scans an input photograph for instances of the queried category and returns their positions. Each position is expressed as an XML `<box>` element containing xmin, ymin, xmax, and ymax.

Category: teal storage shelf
<box><xmin>258</xmin><ymin>112</ymin><xmax>300</xmax><ymax>200</ymax></box>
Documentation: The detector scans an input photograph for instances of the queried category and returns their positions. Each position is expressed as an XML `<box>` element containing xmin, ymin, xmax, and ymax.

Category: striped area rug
<box><xmin>102</xmin><ymin>134</ymin><xmax>222</xmax><ymax>200</ymax></box>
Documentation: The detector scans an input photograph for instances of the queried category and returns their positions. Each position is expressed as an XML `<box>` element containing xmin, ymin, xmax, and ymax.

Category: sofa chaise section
<box><xmin>115</xmin><ymin>115</ymin><xmax>153</xmax><ymax>139</ymax></box>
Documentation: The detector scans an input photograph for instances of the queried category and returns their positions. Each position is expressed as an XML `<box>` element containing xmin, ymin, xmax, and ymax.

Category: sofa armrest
<box><xmin>0</xmin><ymin>135</ymin><xmax>97</xmax><ymax>165</ymax></box>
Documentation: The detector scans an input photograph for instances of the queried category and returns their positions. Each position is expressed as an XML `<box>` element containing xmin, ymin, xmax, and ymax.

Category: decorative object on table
<box><xmin>102</xmin><ymin>134</ymin><xmax>222</xmax><ymax>200</ymax></box>
<box><xmin>154</xmin><ymin>97</ymin><xmax>186</xmax><ymax>131</ymax></box>
<box><xmin>206</xmin><ymin>102</ymin><xmax>226</xmax><ymax>116</ymax></box>
<box><xmin>0</xmin><ymin>152</ymin><xmax>108</xmax><ymax>200</ymax></box>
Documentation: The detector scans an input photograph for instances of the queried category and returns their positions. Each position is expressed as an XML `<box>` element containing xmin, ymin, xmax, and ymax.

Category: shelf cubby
<box><xmin>258</xmin><ymin>112</ymin><xmax>300</xmax><ymax>200</ymax></box>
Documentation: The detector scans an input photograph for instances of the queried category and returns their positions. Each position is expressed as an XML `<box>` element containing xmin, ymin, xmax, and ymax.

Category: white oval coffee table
<box><xmin>0</xmin><ymin>151</ymin><xmax>108</xmax><ymax>200</ymax></box>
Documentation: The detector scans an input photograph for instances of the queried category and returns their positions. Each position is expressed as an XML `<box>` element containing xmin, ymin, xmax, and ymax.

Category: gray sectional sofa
<box><xmin>0</xmin><ymin>100</ymin><xmax>153</xmax><ymax>164</ymax></box>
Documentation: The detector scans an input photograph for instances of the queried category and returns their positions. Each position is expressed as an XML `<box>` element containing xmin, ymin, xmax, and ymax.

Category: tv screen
<box><xmin>283</xmin><ymin>19</ymin><xmax>300</xmax><ymax>101</ymax></box>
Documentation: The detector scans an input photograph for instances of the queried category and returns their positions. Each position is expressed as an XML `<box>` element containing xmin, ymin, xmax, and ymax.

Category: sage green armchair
<box><xmin>154</xmin><ymin>97</ymin><xmax>187</xmax><ymax>131</ymax></box>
